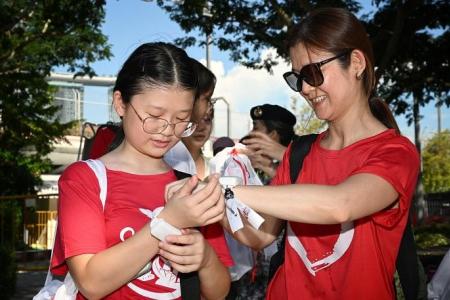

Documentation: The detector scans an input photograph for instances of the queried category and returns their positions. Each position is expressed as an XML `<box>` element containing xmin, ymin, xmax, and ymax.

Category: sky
<box><xmin>69</xmin><ymin>0</ymin><xmax>449</xmax><ymax>141</ymax></box>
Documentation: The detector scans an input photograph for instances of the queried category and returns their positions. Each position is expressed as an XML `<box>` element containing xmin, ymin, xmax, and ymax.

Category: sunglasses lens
<box><xmin>301</xmin><ymin>64</ymin><xmax>324</xmax><ymax>87</ymax></box>
<box><xmin>283</xmin><ymin>72</ymin><xmax>301</xmax><ymax>92</ymax></box>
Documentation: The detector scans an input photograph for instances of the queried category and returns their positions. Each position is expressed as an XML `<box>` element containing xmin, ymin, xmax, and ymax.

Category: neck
<box><xmin>324</xmin><ymin>98</ymin><xmax>386</xmax><ymax>149</ymax></box>
<box><xmin>103</xmin><ymin>141</ymin><xmax>170</xmax><ymax>174</ymax></box>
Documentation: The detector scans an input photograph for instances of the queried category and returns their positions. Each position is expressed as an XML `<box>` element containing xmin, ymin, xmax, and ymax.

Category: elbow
<box><xmin>77</xmin><ymin>282</ymin><xmax>106</xmax><ymax>300</ymax></box>
<box><xmin>332</xmin><ymin>207</ymin><xmax>351</xmax><ymax>224</ymax></box>
<box><xmin>329</xmin><ymin>195</ymin><xmax>352</xmax><ymax>224</ymax></box>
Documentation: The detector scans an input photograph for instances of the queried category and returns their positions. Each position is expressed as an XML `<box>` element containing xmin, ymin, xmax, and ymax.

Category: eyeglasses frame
<box><xmin>283</xmin><ymin>50</ymin><xmax>352</xmax><ymax>92</ymax></box>
<box><xmin>128</xmin><ymin>102</ymin><xmax>197</xmax><ymax>138</ymax></box>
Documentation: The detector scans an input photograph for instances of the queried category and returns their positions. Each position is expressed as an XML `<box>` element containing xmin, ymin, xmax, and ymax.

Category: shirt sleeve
<box><xmin>352</xmin><ymin>139</ymin><xmax>420</xmax><ymax>227</ymax></box>
<box><xmin>201</xmin><ymin>223</ymin><xmax>234</xmax><ymax>267</ymax></box>
<box><xmin>57</xmin><ymin>162</ymin><xmax>108</xmax><ymax>259</ymax></box>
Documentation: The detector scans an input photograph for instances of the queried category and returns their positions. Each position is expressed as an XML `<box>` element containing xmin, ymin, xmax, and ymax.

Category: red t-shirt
<box><xmin>51</xmin><ymin>161</ymin><xmax>233</xmax><ymax>299</ymax></box>
<box><xmin>267</xmin><ymin>129</ymin><xmax>419</xmax><ymax>300</ymax></box>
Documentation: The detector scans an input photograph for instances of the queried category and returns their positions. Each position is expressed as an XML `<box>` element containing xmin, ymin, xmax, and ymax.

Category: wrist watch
<box><xmin>150</xmin><ymin>215</ymin><xmax>181</xmax><ymax>241</ymax></box>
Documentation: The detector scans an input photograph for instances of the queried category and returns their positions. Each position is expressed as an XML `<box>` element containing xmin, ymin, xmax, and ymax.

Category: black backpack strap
<box><xmin>173</xmin><ymin>169</ymin><xmax>192</xmax><ymax>180</ymax></box>
<box><xmin>268</xmin><ymin>134</ymin><xmax>318</xmax><ymax>283</ymax></box>
<box><xmin>395</xmin><ymin>215</ymin><xmax>424</xmax><ymax>300</ymax></box>
<box><xmin>172</xmin><ymin>169</ymin><xmax>201</xmax><ymax>300</ymax></box>
<box><xmin>289</xmin><ymin>134</ymin><xmax>319</xmax><ymax>183</ymax></box>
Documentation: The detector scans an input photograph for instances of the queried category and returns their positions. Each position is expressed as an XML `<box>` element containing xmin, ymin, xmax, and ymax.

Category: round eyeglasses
<box><xmin>128</xmin><ymin>103</ymin><xmax>197</xmax><ymax>138</ymax></box>
<box><xmin>283</xmin><ymin>50</ymin><xmax>352</xmax><ymax>92</ymax></box>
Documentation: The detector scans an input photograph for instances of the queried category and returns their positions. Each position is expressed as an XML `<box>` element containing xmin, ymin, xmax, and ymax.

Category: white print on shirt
<box><xmin>118</xmin><ymin>206</ymin><xmax>181</xmax><ymax>299</ymax></box>
<box><xmin>287</xmin><ymin>221</ymin><xmax>354</xmax><ymax>276</ymax></box>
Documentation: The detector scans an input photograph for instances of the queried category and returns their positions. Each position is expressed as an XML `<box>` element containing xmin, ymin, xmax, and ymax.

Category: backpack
<box><xmin>34</xmin><ymin>159</ymin><xmax>200</xmax><ymax>300</ymax></box>
<box><xmin>267</xmin><ymin>134</ymin><xmax>423</xmax><ymax>300</ymax></box>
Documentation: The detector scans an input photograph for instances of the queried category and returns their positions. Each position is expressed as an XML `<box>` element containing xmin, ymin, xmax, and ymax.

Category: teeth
<box><xmin>311</xmin><ymin>95</ymin><xmax>326</xmax><ymax>103</ymax></box>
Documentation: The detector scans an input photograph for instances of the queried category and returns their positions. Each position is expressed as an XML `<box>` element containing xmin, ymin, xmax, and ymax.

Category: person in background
<box><xmin>241</xmin><ymin>104</ymin><xmax>297</xmax><ymax>183</ymax></box>
<box><xmin>233</xmin><ymin>104</ymin><xmax>297</xmax><ymax>299</ymax></box>
<box><xmin>164</xmin><ymin>59</ymin><xmax>215</xmax><ymax>180</ymax></box>
<box><xmin>52</xmin><ymin>42</ymin><xmax>231</xmax><ymax>299</ymax></box>
<box><xmin>219</xmin><ymin>7</ymin><xmax>420</xmax><ymax>299</ymax></box>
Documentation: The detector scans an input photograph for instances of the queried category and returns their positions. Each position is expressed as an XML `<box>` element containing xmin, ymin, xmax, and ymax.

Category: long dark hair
<box><xmin>287</xmin><ymin>8</ymin><xmax>400</xmax><ymax>133</ymax></box>
<box><xmin>109</xmin><ymin>42</ymin><xmax>198</xmax><ymax>151</ymax></box>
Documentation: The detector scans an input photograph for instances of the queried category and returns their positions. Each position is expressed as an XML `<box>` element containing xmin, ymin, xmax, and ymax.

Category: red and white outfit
<box><xmin>51</xmin><ymin>162</ymin><xmax>233</xmax><ymax>299</ymax></box>
<box><xmin>268</xmin><ymin>129</ymin><xmax>420</xmax><ymax>300</ymax></box>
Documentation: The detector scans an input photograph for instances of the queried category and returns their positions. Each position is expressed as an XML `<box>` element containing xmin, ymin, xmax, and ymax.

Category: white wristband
<box><xmin>150</xmin><ymin>217</ymin><xmax>181</xmax><ymax>241</ymax></box>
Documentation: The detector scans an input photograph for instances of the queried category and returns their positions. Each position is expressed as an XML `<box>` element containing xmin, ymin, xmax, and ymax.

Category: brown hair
<box><xmin>287</xmin><ymin>7</ymin><xmax>399</xmax><ymax>133</ymax></box>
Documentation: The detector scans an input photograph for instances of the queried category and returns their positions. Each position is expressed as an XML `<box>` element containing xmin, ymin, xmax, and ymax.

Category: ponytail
<box><xmin>369</xmin><ymin>97</ymin><xmax>400</xmax><ymax>134</ymax></box>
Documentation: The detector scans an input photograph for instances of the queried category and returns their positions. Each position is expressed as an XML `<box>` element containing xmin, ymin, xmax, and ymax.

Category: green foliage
<box><xmin>0</xmin><ymin>0</ymin><xmax>111</xmax><ymax>196</ymax></box>
<box><xmin>414</xmin><ymin>222</ymin><xmax>450</xmax><ymax>249</ymax></box>
<box><xmin>151</xmin><ymin>0</ymin><xmax>449</xmax><ymax>122</ymax></box>
<box><xmin>422</xmin><ymin>130</ymin><xmax>450</xmax><ymax>193</ymax></box>
<box><xmin>290</xmin><ymin>96</ymin><xmax>327</xmax><ymax>135</ymax></box>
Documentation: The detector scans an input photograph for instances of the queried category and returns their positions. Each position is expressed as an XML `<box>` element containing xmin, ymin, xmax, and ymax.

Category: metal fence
<box><xmin>426</xmin><ymin>192</ymin><xmax>450</xmax><ymax>218</ymax></box>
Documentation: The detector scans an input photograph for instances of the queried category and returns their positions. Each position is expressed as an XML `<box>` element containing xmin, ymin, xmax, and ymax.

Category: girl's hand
<box><xmin>160</xmin><ymin>175</ymin><xmax>225</xmax><ymax>228</ymax></box>
<box><xmin>158</xmin><ymin>229</ymin><xmax>214</xmax><ymax>273</ymax></box>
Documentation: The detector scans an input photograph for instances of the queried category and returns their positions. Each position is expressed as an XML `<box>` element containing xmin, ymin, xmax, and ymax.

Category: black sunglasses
<box><xmin>283</xmin><ymin>51</ymin><xmax>352</xmax><ymax>92</ymax></box>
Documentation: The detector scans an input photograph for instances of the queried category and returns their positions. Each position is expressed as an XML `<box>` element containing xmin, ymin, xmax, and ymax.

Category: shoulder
<box><xmin>372</xmin><ymin>131</ymin><xmax>419</xmax><ymax>163</ymax></box>
<box><xmin>59</xmin><ymin>161</ymin><xmax>97</xmax><ymax>184</ymax></box>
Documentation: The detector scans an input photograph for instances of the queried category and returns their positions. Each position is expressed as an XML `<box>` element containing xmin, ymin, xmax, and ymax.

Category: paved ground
<box><xmin>12</xmin><ymin>270</ymin><xmax>47</xmax><ymax>300</ymax></box>
<box><xmin>11</xmin><ymin>259</ymin><xmax>49</xmax><ymax>300</ymax></box>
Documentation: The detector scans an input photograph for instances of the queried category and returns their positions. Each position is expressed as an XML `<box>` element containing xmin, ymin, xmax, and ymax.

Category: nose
<box><xmin>160</xmin><ymin>123</ymin><xmax>176</xmax><ymax>136</ymax></box>
<box><xmin>301</xmin><ymin>80</ymin><xmax>315</xmax><ymax>96</ymax></box>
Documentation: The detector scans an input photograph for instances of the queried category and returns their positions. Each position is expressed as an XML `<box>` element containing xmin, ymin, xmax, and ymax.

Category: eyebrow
<box><xmin>141</xmin><ymin>104</ymin><xmax>192</xmax><ymax>114</ymax></box>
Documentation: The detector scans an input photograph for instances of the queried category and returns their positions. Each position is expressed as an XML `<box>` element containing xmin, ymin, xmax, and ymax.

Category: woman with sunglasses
<box><xmin>220</xmin><ymin>7</ymin><xmax>419</xmax><ymax>299</ymax></box>
<box><xmin>51</xmin><ymin>42</ymin><xmax>231</xmax><ymax>299</ymax></box>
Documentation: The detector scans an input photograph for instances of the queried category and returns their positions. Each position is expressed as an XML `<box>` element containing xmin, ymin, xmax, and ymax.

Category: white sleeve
<box><xmin>427</xmin><ymin>249</ymin><xmax>450</xmax><ymax>300</ymax></box>
<box><xmin>164</xmin><ymin>141</ymin><xmax>196</xmax><ymax>175</ymax></box>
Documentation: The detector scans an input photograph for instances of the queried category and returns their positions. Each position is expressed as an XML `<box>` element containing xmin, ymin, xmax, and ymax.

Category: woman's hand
<box><xmin>158</xmin><ymin>229</ymin><xmax>214</xmax><ymax>273</ymax></box>
<box><xmin>160</xmin><ymin>175</ymin><xmax>225</xmax><ymax>228</ymax></box>
<box><xmin>242</xmin><ymin>131</ymin><xmax>287</xmax><ymax>161</ymax></box>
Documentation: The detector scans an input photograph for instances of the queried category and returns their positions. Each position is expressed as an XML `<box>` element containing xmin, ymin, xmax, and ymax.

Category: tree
<box><xmin>422</xmin><ymin>130</ymin><xmax>450</xmax><ymax>193</ymax></box>
<box><xmin>151</xmin><ymin>0</ymin><xmax>449</xmax><ymax>120</ymax></box>
<box><xmin>0</xmin><ymin>0</ymin><xmax>111</xmax><ymax>197</ymax></box>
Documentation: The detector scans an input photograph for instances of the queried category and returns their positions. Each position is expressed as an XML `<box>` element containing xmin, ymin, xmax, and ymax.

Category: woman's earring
<box><xmin>356</xmin><ymin>72</ymin><xmax>363</xmax><ymax>80</ymax></box>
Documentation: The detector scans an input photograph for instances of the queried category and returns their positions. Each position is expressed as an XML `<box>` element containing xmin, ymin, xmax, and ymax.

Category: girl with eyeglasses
<box><xmin>51</xmin><ymin>42</ymin><xmax>232</xmax><ymax>299</ymax></box>
<box><xmin>190</xmin><ymin>7</ymin><xmax>419</xmax><ymax>299</ymax></box>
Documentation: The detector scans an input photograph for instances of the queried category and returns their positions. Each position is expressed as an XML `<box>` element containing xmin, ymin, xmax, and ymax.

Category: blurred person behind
<box><xmin>241</xmin><ymin>104</ymin><xmax>297</xmax><ymax>182</ymax></box>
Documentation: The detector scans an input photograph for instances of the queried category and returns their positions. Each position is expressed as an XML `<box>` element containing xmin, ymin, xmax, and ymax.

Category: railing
<box><xmin>0</xmin><ymin>193</ymin><xmax>58</xmax><ymax>249</ymax></box>
<box><xmin>24</xmin><ymin>211</ymin><xmax>57</xmax><ymax>250</ymax></box>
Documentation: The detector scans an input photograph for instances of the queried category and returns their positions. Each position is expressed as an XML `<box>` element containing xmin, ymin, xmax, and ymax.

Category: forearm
<box><xmin>221</xmin><ymin>212</ymin><xmax>282</xmax><ymax>250</ymax></box>
<box><xmin>68</xmin><ymin>223</ymin><xmax>159</xmax><ymax>299</ymax></box>
<box><xmin>198</xmin><ymin>245</ymin><xmax>231</xmax><ymax>300</ymax></box>
<box><xmin>234</xmin><ymin>184</ymin><xmax>349</xmax><ymax>224</ymax></box>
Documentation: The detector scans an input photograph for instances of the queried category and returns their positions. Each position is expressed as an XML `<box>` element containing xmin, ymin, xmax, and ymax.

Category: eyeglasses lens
<box><xmin>284</xmin><ymin>65</ymin><xmax>324</xmax><ymax>92</ymax></box>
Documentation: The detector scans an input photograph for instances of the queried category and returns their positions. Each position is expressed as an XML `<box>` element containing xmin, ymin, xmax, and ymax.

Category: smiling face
<box><xmin>114</xmin><ymin>86</ymin><xmax>195</xmax><ymax>159</ymax></box>
<box><xmin>289</xmin><ymin>44</ymin><xmax>363</xmax><ymax>122</ymax></box>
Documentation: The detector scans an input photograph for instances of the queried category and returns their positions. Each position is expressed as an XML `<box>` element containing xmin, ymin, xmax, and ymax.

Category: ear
<box><xmin>268</xmin><ymin>130</ymin><xmax>279</xmax><ymax>142</ymax></box>
<box><xmin>113</xmin><ymin>91</ymin><xmax>127</xmax><ymax>117</ymax></box>
<box><xmin>350</xmin><ymin>49</ymin><xmax>367</xmax><ymax>78</ymax></box>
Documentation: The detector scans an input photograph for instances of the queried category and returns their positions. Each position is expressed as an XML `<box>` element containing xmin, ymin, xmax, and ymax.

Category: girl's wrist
<box><xmin>199</xmin><ymin>243</ymin><xmax>216</xmax><ymax>271</ymax></box>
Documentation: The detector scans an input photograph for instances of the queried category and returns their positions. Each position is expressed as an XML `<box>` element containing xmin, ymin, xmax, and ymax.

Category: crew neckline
<box><xmin>315</xmin><ymin>129</ymin><xmax>396</xmax><ymax>157</ymax></box>
<box><xmin>104</xmin><ymin>167</ymin><xmax>175</xmax><ymax>179</ymax></box>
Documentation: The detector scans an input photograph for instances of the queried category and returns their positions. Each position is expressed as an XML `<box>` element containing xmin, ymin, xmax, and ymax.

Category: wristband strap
<box><xmin>150</xmin><ymin>216</ymin><xmax>181</xmax><ymax>241</ymax></box>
